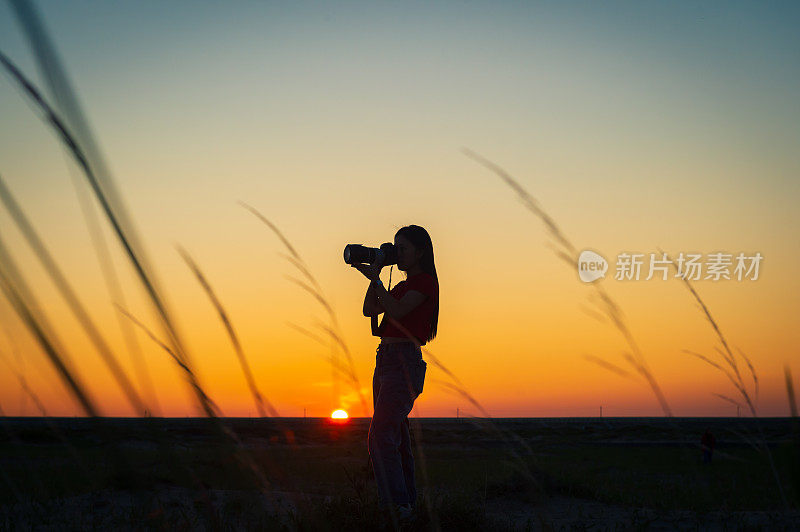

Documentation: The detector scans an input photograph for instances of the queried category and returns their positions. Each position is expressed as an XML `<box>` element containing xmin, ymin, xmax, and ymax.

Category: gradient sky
<box><xmin>0</xmin><ymin>1</ymin><xmax>798</xmax><ymax>417</ymax></box>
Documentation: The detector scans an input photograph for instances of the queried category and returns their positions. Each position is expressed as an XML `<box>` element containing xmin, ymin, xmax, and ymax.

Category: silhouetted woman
<box><xmin>351</xmin><ymin>224</ymin><xmax>438</xmax><ymax>518</ymax></box>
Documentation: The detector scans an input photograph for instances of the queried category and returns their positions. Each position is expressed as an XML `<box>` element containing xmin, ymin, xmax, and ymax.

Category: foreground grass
<box><xmin>0</xmin><ymin>417</ymin><xmax>797</xmax><ymax>530</ymax></box>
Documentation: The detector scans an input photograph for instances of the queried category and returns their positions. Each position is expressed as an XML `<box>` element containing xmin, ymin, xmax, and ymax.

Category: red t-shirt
<box><xmin>378</xmin><ymin>272</ymin><xmax>438</xmax><ymax>345</ymax></box>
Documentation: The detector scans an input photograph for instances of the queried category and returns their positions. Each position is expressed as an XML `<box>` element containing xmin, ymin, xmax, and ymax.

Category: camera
<box><xmin>343</xmin><ymin>243</ymin><xmax>397</xmax><ymax>265</ymax></box>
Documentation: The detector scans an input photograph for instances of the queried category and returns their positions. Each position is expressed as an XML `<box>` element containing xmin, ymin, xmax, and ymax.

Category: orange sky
<box><xmin>0</xmin><ymin>1</ymin><xmax>798</xmax><ymax>417</ymax></box>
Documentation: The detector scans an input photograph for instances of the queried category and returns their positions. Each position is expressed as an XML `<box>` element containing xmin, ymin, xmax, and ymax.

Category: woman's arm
<box><xmin>374</xmin><ymin>283</ymin><xmax>426</xmax><ymax>321</ymax></box>
<box><xmin>354</xmin><ymin>263</ymin><xmax>428</xmax><ymax>319</ymax></box>
<box><xmin>362</xmin><ymin>281</ymin><xmax>384</xmax><ymax>316</ymax></box>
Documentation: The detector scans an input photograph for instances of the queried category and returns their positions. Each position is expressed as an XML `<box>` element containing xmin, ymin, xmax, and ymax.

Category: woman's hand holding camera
<box><xmin>351</xmin><ymin>261</ymin><xmax>383</xmax><ymax>282</ymax></box>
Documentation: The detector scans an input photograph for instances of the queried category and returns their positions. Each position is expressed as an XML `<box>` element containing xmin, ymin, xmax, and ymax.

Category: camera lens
<box><xmin>343</xmin><ymin>243</ymin><xmax>397</xmax><ymax>265</ymax></box>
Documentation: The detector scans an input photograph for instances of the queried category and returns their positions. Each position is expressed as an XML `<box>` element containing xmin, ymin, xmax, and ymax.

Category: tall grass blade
<box><xmin>241</xmin><ymin>203</ymin><xmax>370</xmax><ymax>415</ymax></box>
<box><xmin>0</xmin><ymin>240</ymin><xmax>97</xmax><ymax>416</ymax></box>
<box><xmin>786</xmin><ymin>365</ymin><xmax>798</xmax><ymax>419</ymax></box>
<box><xmin>67</xmin><ymin>161</ymin><xmax>161</xmax><ymax>416</ymax></box>
<box><xmin>465</xmin><ymin>148</ymin><xmax>672</xmax><ymax>416</ymax></box>
<box><xmin>177</xmin><ymin>246</ymin><xmax>279</xmax><ymax>418</ymax></box>
<box><xmin>114</xmin><ymin>305</ymin><xmax>221</xmax><ymax>416</ymax></box>
<box><xmin>288</xmin><ymin>322</ymin><xmax>360</xmax><ymax>384</ymax></box>
<box><xmin>583</xmin><ymin>354</ymin><xmax>634</xmax><ymax>379</ymax></box>
<box><xmin>712</xmin><ymin>392</ymin><xmax>742</xmax><ymax>410</ymax></box>
<box><xmin>0</xmin><ymin>175</ymin><xmax>148</xmax><ymax>415</ymax></box>
<box><xmin>683</xmin><ymin>349</ymin><xmax>742</xmax><ymax>392</ymax></box>
<box><xmin>662</xmin><ymin>251</ymin><xmax>789</xmax><ymax>509</ymax></box>
<box><xmin>115</xmin><ymin>304</ymin><xmax>298</xmax><ymax>505</ymax></box>
<box><xmin>0</xmin><ymin>43</ymin><xmax>205</xmax><ymax>417</ymax></box>
<box><xmin>737</xmin><ymin>347</ymin><xmax>759</xmax><ymax>402</ymax></box>
<box><xmin>786</xmin><ymin>365</ymin><xmax>800</xmax><ymax>505</ymax></box>
<box><xmin>3</xmin><ymin>6</ymin><xmax>296</xmax><ymax>516</ymax></box>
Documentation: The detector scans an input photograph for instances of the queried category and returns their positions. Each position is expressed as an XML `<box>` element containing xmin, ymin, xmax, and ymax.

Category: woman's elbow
<box><xmin>363</xmin><ymin>306</ymin><xmax>383</xmax><ymax>317</ymax></box>
<box><xmin>384</xmin><ymin>308</ymin><xmax>408</xmax><ymax>321</ymax></box>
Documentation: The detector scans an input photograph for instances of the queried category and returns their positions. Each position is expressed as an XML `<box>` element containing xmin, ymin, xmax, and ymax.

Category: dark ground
<box><xmin>1</xmin><ymin>417</ymin><xmax>798</xmax><ymax>530</ymax></box>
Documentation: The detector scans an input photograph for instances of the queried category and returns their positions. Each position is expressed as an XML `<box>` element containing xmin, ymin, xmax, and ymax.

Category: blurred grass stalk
<box><xmin>177</xmin><ymin>246</ymin><xmax>279</xmax><ymax>419</ymax></box>
<box><xmin>0</xmin><ymin>5</ymin><xmax>209</xmax><ymax>418</ymax></box>
<box><xmin>0</xmin><ymin>235</ymin><xmax>98</xmax><ymax>416</ymax></box>
<box><xmin>787</xmin><ymin>365</ymin><xmax>798</xmax><ymax>419</ymax></box>
<box><xmin>785</xmin><ymin>365</ymin><xmax>800</xmax><ymax>504</ymax></box>
<box><xmin>664</xmin><ymin>254</ymin><xmax>790</xmax><ymax>510</ymax></box>
<box><xmin>176</xmin><ymin>245</ymin><xmax>308</xmax><ymax>499</ymax></box>
<box><xmin>240</xmin><ymin>201</ymin><xmax>371</xmax><ymax>417</ymax></box>
<box><xmin>463</xmin><ymin>148</ymin><xmax>673</xmax><ymax>417</ymax></box>
<box><xmin>1</xmin><ymin>0</ymin><xmax>285</xmax><ymax>509</ymax></box>
<box><xmin>464</xmin><ymin>148</ymin><xmax>793</xmax><ymax>510</ymax></box>
<box><xmin>0</xmin><ymin>175</ymin><xmax>147</xmax><ymax>415</ymax></box>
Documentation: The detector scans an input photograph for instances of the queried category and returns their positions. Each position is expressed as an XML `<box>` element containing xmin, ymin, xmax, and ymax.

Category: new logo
<box><xmin>578</xmin><ymin>250</ymin><xmax>608</xmax><ymax>283</ymax></box>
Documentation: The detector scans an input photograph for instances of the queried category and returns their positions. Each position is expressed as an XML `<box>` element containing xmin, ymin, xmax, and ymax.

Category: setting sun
<box><xmin>331</xmin><ymin>409</ymin><xmax>349</xmax><ymax>420</ymax></box>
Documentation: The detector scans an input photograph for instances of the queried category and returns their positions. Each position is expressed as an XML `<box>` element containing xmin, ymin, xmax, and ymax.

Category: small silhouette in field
<box><xmin>352</xmin><ymin>225</ymin><xmax>438</xmax><ymax>518</ymax></box>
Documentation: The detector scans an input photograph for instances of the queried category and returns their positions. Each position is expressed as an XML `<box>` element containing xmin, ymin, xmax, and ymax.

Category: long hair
<box><xmin>395</xmin><ymin>225</ymin><xmax>438</xmax><ymax>343</ymax></box>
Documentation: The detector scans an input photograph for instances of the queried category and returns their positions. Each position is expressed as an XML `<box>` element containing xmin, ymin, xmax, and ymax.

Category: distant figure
<box><xmin>701</xmin><ymin>428</ymin><xmax>716</xmax><ymax>464</ymax></box>
<box><xmin>352</xmin><ymin>225</ymin><xmax>438</xmax><ymax>519</ymax></box>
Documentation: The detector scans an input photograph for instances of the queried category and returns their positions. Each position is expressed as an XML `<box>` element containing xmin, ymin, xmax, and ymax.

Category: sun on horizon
<box><xmin>331</xmin><ymin>409</ymin><xmax>349</xmax><ymax>420</ymax></box>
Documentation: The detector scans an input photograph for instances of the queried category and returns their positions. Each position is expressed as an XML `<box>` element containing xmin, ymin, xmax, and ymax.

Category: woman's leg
<box><xmin>368</xmin><ymin>364</ymin><xmax>380</xmax><ymax>482</ymax></box>
<box><xmin>372</xmin><ymin>362</ymin><xmax>380</xmax><ymax>411</ymax></box>
<box><xmin>368</xmin><ymin>362</ymin><xmax>415</xmax><ymax>505</ymax></box>
<box><xmin>399</xmin><ymin>416</ymin><xmax>416</xmax><ymax>506</ymax></box>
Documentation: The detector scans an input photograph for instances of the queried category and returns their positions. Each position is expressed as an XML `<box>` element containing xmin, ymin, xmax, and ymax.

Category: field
<box><xmin>1</xmin><ymin>416</ymin><xmax>799</xmax><ymax>530</ymax></box>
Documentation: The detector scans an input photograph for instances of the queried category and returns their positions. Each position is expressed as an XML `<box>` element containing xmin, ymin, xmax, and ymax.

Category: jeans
<box><xmin>367</xmin><ymin>341</ymin><xmax>427</xmax><ymax>506</ymax></box>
